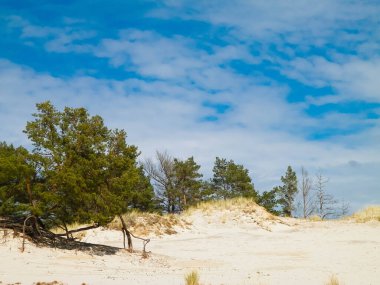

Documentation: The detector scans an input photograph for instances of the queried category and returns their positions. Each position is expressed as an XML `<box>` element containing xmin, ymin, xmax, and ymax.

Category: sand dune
<box><xmin>1</xmin><ymin>205</ymin><xmax>379</xmax><ymax>285</ymax></box>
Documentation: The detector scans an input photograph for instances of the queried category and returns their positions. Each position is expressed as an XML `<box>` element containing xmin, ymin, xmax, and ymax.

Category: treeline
<box><xmin>0</xmin><ymin>102</ymin><xmax>347</xmax><ymax>236</ymax></box>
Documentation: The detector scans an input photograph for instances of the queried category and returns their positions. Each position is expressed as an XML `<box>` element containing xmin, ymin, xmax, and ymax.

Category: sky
<box><xmin>0</xmin><ymin>0</ymin><xmax>379</xmax><ymax>212</ymax></box>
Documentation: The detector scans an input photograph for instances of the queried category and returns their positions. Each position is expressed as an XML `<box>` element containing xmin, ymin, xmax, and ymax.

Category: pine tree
<box><xmin>22</xmin><ymin>101</ymin><xmax>154</xmax><ymax>232</ymax></box>
<box><xmin>211</xmin><ymin>157</ymin><xmax>258</xmax><ymax>200</ymax></box>
<box><xmin>173</xmin><ymin>156</ymin><xmax>203</xmax><ymax>210</ymax></box>
<box><xmin>144</xmin><ymin>152</ymin><xmax>203</xmax><ymax>212</ymax></box>
<box><xmin>0</xmin><ymin>142</ymin><xmax>36</xmax><ymax>217</ymax></box>
<box><xmin>258</xmin><ymin>187</ymin><xmax>281</xmax><ymax>215</ymax></box>
<box><xmin>277</xmin><ymin>166</ymin><xmax>298</xmax><ymax>217</ymax></box>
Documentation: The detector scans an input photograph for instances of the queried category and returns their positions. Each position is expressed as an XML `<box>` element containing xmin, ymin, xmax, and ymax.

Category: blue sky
<box><xmin>0</xmin><ymin>0</ymin><xmax>379</xmax><ymax>211</ymax></box>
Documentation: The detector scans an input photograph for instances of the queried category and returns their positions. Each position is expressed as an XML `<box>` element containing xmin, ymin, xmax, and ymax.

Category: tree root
<box><xmin>0</xmin><ymin>217</ymin><xmax>119</xmax><ymax>256</ymax></box>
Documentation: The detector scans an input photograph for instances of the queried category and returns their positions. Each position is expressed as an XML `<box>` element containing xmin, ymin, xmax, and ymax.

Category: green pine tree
<box><xmin>277</xmin><ymin>166</ymin><xmax>298</xmax><ymax>217</ymax></box>
<box><xmin>22</xmin><ymin>101</ymin><xmax>155</xmax><ymax>231</ymax></box>
<box><xmin>211</xmin><ymin>157</ymin><xmax>258</xmax><ymax>200</ymax></box>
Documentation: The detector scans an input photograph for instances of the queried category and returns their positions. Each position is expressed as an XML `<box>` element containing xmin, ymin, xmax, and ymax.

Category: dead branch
<box><xmin>129</xmin><ymin>231</ymin><xmax>150</xmax><ymax>258</ymax></box>
<box><xmin>119</xmin><ymin>215</ymin><xmax>133</xmax><ymax>251</ymax></box>
<box><xmin>22</xmin><ymin>215</ymin><xmax>36</xmax><ymax>252</ymax></box>
<box><xmin>54</xmin><ymin>224</ymin><xmax>100</xmax><ymax>237</ymax></box>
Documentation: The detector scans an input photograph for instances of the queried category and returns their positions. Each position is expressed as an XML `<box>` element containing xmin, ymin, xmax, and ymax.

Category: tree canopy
<box><xmin>211</xmin><ymin>157</ymin><xmax>258</xmax><ymax>200</ymax></box>
<box><xmin>1</xmin><ymin>100</ymin><xmax>349</xmax><ymax>246</ymax></box>
<box><xmin>1</xmin><ymin>101</ymin><xmax>155</xmax><ymax>231</ymax></box>
<box><xmin>143</xmin><ymin>151</ymin><xmax>204</xmax><ymax>213</ymax></box>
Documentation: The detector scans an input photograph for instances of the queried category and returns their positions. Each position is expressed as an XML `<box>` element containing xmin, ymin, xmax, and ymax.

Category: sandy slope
<box><xmin>0</xmin><ymin>211</ymin><xmax>379</xmax><ymax>285</ymax></box>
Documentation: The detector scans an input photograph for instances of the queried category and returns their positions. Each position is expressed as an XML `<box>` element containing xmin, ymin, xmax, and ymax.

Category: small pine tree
<box><xmin>258</xmin><ymin>187</ymin><xmax>281</xmax><ymax>215</ymax></box>
<box><xmin>277</xmin><ymin>166</ymin><xmax>298</xmax><ymax>217</ymax></box>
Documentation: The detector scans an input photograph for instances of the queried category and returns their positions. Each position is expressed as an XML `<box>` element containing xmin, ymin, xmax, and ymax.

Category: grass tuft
<box><xmin>325</xmin><ymin>274</ymin><xmax>341</xmax><ymax>285</ymax></box>
<box><xmin>185</xmin><ymin>270</ymin><xmax>200</xmax><ymax>285</ymax></box>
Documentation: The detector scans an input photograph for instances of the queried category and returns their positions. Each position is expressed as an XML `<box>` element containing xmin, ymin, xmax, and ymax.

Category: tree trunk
<box><xmin>118</xmin><ymin>215</ymin><xmax>133</xmax><ymax>252</ymax></box>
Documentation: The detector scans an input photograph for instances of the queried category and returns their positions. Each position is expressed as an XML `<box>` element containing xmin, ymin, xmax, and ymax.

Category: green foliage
<box><xmin>211</xmin><ymin>157</ymin><xmax>258</xmax><ymax>200</ymax></box>
<box><xmin>173</xmin><ymin>156</ymin><xmax>203</xmax><ymax>210</ymax></box>
<box><xmin>277</xmin><ymin>166</ymin><xmax>298</xmax><ymax>217</ymax></box>
<box><xmin>258</xmin><ymin>187</ymin><xmax>281</xmax><ymax>215</ymax></box>
<box><xmin>144</xmin><ymin>152</ymin><xmax>204</xmax><ymax>213</ymax></box>
<box><xmin>19</xmin><ymin>101</ymin><xmax>154</xmax><ymax>229</ymax></box>
<box><xmin>0</xmin><ymin>142</ymin><xmax>35</xmax><ymax>216</ymax></box>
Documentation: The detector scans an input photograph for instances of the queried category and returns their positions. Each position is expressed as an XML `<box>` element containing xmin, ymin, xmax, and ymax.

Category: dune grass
<box><xmin>184</xmin><ymin>270</ymin><xmax>200</xmax><ymax>285</ymax></box>
<box><xmin>50</xmin><ymin>222</ymin><xmax>89</xmax><ymax>241</ymax></box>
<box><xmin>351</xmin><ymin>205</ymin><xmax>380</xmax><ymax>222</ymax></box>
<box><xmin>325</xmin><ymin>275</ymin><xmax>342</xmax><ymax>285</ymax></box>
<box><xmin>107</xmin><ymin>210</ymin><xmax>191</xmax><ymax>236</ymax></box>
<box><xmin>184</xmin><ymin>197</ymin><xmax>269</xmax><ymax>217</ymax></box>
<box><xmin>308</xmin><ymin>215</ymin><xmax>323</xmax><ymax>222</ymax></box>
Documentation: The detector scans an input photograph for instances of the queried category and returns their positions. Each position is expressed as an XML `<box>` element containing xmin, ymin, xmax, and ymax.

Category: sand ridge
<box><xmin>1</xmin><ymin>208</ymin><xmax>379</xmax><ymax>285</ymax></box>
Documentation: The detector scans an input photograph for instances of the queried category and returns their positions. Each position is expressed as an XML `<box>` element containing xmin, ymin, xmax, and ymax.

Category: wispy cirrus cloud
<box><xmin>153</xmin><ymin>0</ymin><xmax>380</xmax><ymax>47</ymax></box>
<box><xmin>281</xmin><ymin>56</ymin><xmax>380</xmax><ymax>103</ymax></box>
<box><xmin>5</xmin><ymin>15</ymin><xmax>95</xmax><ymax>53</ymax></box>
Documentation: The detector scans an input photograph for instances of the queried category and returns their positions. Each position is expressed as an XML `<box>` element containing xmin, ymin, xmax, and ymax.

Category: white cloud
<box><xmin>149</xmin><ymin>0</ymin><xmax>380</xmax><ymax>105</ymax></box>
<box><xmin>94</xmin><ymin>29</ymin><xmax>262</xmax><ymax>93</ymax></box>
<box><xmin>153</xmin><ymin>0</ymin><xmax>380</xmax><ymax>46</ymax></box>
<box><xmin>5</xmin><ymin>15</ymin><xmax>96</xmax><ymax>53</ymax></box>
<box><xmin>0</xmin><ymin>59</ymin><xmax>379</xmax><ymax>210</ymax></box>
<box><xmin>1</xmin><ymin>1</ymin><xmax>379</xmax><ymax>211</ymax></box>
<box><xmin>281</xmin><ymin>56</ymin><xmax>380</xmax><ymax>102</ymax></box>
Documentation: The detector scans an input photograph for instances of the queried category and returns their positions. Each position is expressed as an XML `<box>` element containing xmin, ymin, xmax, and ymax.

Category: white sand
<box><xmin>1</xmin><ymin>212</ymin><xmax>379</xmax><ymax>285</ymax></box>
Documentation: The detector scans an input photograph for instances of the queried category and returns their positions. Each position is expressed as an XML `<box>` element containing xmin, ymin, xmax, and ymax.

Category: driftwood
<box><xmin>118</xmin><ymin>215</ymin><xmax>150</xmax><ymax>257</ymax></box>
<box><xmin>129</xmin><ymin>231</ymin><xmax>150</xmax><ymax>258</ymax></box>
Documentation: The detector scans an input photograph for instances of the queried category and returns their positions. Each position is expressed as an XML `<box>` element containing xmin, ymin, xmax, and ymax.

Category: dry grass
<box><xmin>308</xmin><ymin>215</ymin><xmax>323</xmax><ymax>222</ymax></box>
<box><xmin>32</xmin><ymin>281</ymin><xmax>87</xmax><ymax>285</ymax></box>
<box><xmin>107</xmin><ymin>210</ymin><xmax>191</xmax><ymax>237</ymax></box>
<box><xmin>184</xmin><ymin>197</ymin><xmax>279</xmax><ymax>229</ymax></box>
<box><xmin>325</xmin><ymin>275</ymin><xmax>342</xmax><ymax>285</ymax></box>
<box><xmin>184</xmin><ymin>270</ymin><xmax>200</xmax><ymax>285</ymax></box>
<box><xmin>350</xmin><ymin>206</ymin><xmax>380</xmax><ymax>222</ymax></box>
<box><xmin>34</xmin><ymin>281</ymin><xmax>63</xmax><ymax>285</ymax></box>
<box><xmin>51</xmin><ymin>197</ymin><xmax>284</xmax><ymax>239</ymax></box>
<box><xmin>50</xmin><ymin>222</ymin><xmax>89</xmax><ymax>241</ymax></box>
<box><xmin>185</xmin><ymin>197</ymin><xmax>262</xmax><ymax>214</ymax></box>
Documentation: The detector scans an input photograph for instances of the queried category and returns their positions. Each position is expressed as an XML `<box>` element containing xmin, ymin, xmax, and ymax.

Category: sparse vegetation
<box><xmin>50</xmin><ymin>223</ymin><xmax>90</xmax><ymax>241</ymax></box>
<box><xmin>184</xmin><ymin>197</ymin><xmax>279</xmax><ymax>231</ymax></box>
<box><xmin>308</xmin><ymin>215</ymin><xmax>323</xmax><ymax>222</ymax></box>
<box><xmin>186</xmin><ymin>196</ymin><xmax>261</xmax><ymax>213</ymax></box>
<box><xmin>325</xmin><ymin>275</ymin><xmax>341</xmax><ymax>285</ymax></box>
<box><xmin>185</xmin><ymin>270</ymin><xmax>200</xmax><ymax>285</ymax></box>
<box><xmin>107</xmin><ymin>210</ymin><xmax>191</xmax><ymax>236</ymax></box>
<box><xmin>34</xmin><ymin>281</ymin><xmax>65</xmax><ymax>285</ymax></box>
<box><xmin>351</xmin><ymin>206</ymin><xmax>380</xmax><ymax>222</ymax></box>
